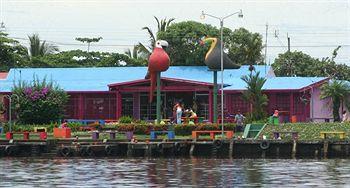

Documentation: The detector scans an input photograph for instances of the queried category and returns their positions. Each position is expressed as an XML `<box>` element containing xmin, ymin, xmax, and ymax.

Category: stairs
<box><xmin>243</xmin><ymin>124</ymin><xmax>266</xmax><ymax>139</ymax></box>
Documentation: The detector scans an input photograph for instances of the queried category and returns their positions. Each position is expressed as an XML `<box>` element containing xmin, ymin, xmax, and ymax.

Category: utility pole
<box><xmin>287</xmin><ymin>33</ymin><xmax>290</xmax><ymax>52</ymax></box>
<box><xmin>287</xmin><ymin>33</ymin><xmax>291</xmax><ymax>76</ymax></box>
<box><xmin>264</xmin><ymin>23</ymin><xmax>268</xmax><ymax>75</ymax></box>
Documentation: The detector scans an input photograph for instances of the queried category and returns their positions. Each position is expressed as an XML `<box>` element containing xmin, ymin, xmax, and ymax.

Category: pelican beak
<box><xmin>160</xmin><ymin>40</ymin><xmax>169</xmax><ymax>48</ymax></box>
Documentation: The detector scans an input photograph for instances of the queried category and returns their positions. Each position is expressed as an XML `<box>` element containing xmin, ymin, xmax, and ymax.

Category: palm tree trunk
<box><xmin>333</xmin><ymin>100</ymin><xmax>340</xmax><ymax>122</ymax></box>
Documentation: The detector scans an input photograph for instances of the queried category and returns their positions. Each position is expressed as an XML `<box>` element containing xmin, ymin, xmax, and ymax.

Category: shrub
<box><xmin>261</xmin><ymin>122</ymin><xmax>350</xmax><ymax>140</ymax></box>
<box><xmin>118</xmin><ymin>116</ymin><xmax>133</xmax><ymax>124</ymax></box>
<box><xmin>12</xmin><ymin>78</ymin><xmax>68</xmax><ymax>124</ymax></box>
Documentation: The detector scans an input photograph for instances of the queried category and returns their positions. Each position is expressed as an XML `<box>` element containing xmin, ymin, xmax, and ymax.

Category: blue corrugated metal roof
<box><xmin>2</xmin><ymin>66</ymin><xmax>326</xmax><ymax>92</ymax></box>
<box><xmin>0</xmin><ymin>65</ymin><xmax>273</xmax><ymax>92</ymax></box>
<box><xmin>223</xmin><ymin>77</ymin><xmax>328</xmax><ymax>90</ymax></box>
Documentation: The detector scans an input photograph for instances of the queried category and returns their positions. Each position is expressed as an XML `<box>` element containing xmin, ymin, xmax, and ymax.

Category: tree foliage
<box><xmin>28</xmin><ymin>34</ymin><xmax>58</xmax><ymax>57</ymax></box>
<box><xmin>241</xmin><ymin>71</ymin><xmax>268</xmax><ymax>121</ymax></box>
<box><xmin>124</xmin><ymin>45</ymin><xmax>148</xmax><ymax>66</ymax></box>
<box><xmin>75</xmin><ymin>37</ymin><xmax>103</xmax><ymax>52</ymax></box>
<box><xmin>36</xmin><ymin>50</ymin><xmax>141</xmax><ymax>67</ymax></box>
<box><xmin>12</xmin><ymin>78</ymin><xmax>69</xmax><ymax>124</ymax></box>
<box><xmin>227</xmin><ymin>28</ymin><xmax>264</xmax><ymax>65</ymax></box>
<box><xmin>157</xmin><ymin>21</ymin><xmax>263</xmax><ymax>66</ymax></box>
<box><xmin>138</xmin><ymin>16</ymin><xmax>175</xmax><ymax>55</ymax></box>
<box><xmin>158</xmin><ymin>21</ymin><xmax>218</xmax><ymax>66</ymax></box>
<box><xmin>273</xmin><ymin>47</ymin><xmax>350</xmax><ymax>80</ymax></box>
<box><xmin>320</xmin><ymin>80</ymin><xmax>350</xmax><ymax>122</ymax></box>
<box><xmin>0</xmin><ymin>31</ymin><xmax>28</xmax><ymax>71</ymax></box>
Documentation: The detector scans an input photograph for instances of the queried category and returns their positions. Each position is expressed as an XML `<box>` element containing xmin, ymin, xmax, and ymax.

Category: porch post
<box><xmin>156</xmin><ymin>72</ymin><xmax>161</xmax><ymax>124</ymax></box>
<box><xmin>209</xmin><ymin>90</ymin><xmax>213</xmax><ymax>123</ymax></box>
<box><xmin>78</xmin><ymin>93</ymin><xmax>84</xmax><ymax>119</ymax></box>
<box><xmin>116</xmin><ymin>91</ymin><xmax>122</xmax><ymax>119</ymax></box>
<box><xmin>133</xmin><ymin>93</ymin><xmax>140</xmax><ymax>120</ymax></box>
<box><xmin>213</xmin><ymin>71</ymin><xmax>218</xmax><ymax>123</ymax></box>
<box><xmin>290</xmin><ymin>92</ymin><xmax>294</xmax><ymax>122</ymax></box>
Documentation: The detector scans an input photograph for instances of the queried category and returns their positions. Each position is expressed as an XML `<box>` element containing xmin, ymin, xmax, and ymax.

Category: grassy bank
<box><xmin>261</xmin><ymin>123</ymin><xmax>350</xmax><ymax>140</ymax></box>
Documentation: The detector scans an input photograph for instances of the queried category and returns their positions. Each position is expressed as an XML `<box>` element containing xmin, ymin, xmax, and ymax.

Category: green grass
<box><xmin>261</xmin><ymin>123</ymin><xmax>350</xmax><ymax>140</ymax></box>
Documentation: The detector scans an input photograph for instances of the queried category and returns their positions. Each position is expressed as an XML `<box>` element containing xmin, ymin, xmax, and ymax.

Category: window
<box><xmin>122</xmin><ymin>94</ymin><xmax>133</xmax><ymax>117</ymax></box>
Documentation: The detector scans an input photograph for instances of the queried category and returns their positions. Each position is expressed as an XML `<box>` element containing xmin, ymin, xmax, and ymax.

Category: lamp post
<box><xmin>201</xmin><ymin>10</ymin><xmax>243</xmax><ymax>139</ymax></box>
<box><xmin>4</xmin><ymin>94</ymin><xmax>19</xmax><ymax>132</ymax></box>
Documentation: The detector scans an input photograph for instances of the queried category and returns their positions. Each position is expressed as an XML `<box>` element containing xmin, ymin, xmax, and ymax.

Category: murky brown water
<box><xmin>1</xmin><ymin>158</ymin><xmax>350</xmax><ymax>187</ymax></box>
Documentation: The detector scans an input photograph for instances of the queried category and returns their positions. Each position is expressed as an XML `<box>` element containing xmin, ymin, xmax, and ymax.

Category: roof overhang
<box><xmin>108</xmin><ymin>77</ymin><xmax>213</xmax><ymax>88</ymax></box>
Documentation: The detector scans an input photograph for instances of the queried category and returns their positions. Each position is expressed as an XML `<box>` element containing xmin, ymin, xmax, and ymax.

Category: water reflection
<box><xmin>1</xmin><ymin>158</ymin><xmax>350</xmax><ymax>187</ymax></box>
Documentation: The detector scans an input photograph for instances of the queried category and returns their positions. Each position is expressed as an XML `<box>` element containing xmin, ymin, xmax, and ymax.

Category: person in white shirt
<box><xmin>342</xmin><ymin>111</ymin><xmax>348</xmax><ymax>123</ymax></box>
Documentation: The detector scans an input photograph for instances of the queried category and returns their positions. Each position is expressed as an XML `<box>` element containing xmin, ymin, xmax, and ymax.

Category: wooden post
<box><xmin>116</xmin><ymin>91</ymin><xmax>122</xmax><ymax>119</ymax></box>
<box><xmin>290</xmin><ymin>92</ymin><xmax>294</xmax><ymax>122</ymax></box>
<box><xmin>323</xmin><ymin>141</ymin><xmax>329</xmax><ymax>158</ymax></box>
<box><xmin>78</xmin><ymin>94</ymin><xmax>84</xmax><ymax>119</ymax></box>
<box><xmin>189</xmin><ymin>144</ymin><xmax>195</xmax><ymax>157</ymax></box>
<box><xmin>209</xmin><ymin>90</ymin><xmax>213</xmax><ymax>123</ymax></box>
<box><xmin>127</xmin><ymin>144</ymin><xmax>132</xmax><ymax>157</ymax></box>
<box><xmin>229</xmin><ymin>139</ymin><xmax>234</xmax><ymax>158</ymax></box>
<box><xmin>292</xmin><ymin>140</ymin><xmax>297</xmax><ymax>158</ymax></box>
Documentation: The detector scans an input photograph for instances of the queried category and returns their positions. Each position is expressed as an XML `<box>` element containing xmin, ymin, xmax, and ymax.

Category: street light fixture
<box><xmin>4</xmin><ymin>94</ymin><xmax>19</xmax><ymax>132</ymax></box>
<box><xmin>201</xmin><ymin>10</ymin><xmax>243</xmax><ymax>139</ymax></box>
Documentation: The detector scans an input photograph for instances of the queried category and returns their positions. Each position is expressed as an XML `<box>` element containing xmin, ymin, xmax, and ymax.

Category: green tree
<box><xmin>28</xmin><ymin>34</ymin><xmax>58</xmax><ymax>57</ymax></box>
<box><xmin>241</xmin><ymin>71</ymin><xmax>268</xmax><ymax>121</ymax></box>
<box><xmin>12</xmin><ymin>78</ymin><xmax>68</xmax><ymax>124</ymax></box>
<box><xmin>138</xmin><ymin>16</ymin><xmax>175</xmax><ymax>56</ymax></box>
<box><xmin>157</xmin><ymin>21</ymin><xmax>220</xmax><ymax>66</ymax></box>
<box><xmin>157</xmin><ymin>21</ymin><xmax>263</xmax><ymax>66</ymax></box>
<box><xmin>273</xmin><ymin>47</ymin><xmax>350</xmax><ymax>80</ymax></box>
<box><xmin>273</xmin><ymin>51</ymin><xmax>318</xmax><ymax>77</ymax></box>
<box><xmin>0</xmin><ymin>31</ymin><xmax>28</xmax><ymax>71</ymax></box>
<box><xmin>37</xmin><ymin>50</ymin><xmax>137</xmax><ymax>67</ymax></box>
<box><xmin>227</xmin><ymin>28</ymin><xmax>263</xmax><ymax>65</ymax></box>
<box><xmin>320</xmin><ymin>80</ymin><xmax>350</xmax><ymax>122</ymax></box>
<box><xmin>124</xmin><ymin>46</ymin><xmax>148</xmax><ymax>66</ymax></box>
<box><xmin>75</xmin><ymin>37</ymin><xmax>102</xmax><ymax>52</ymax></box>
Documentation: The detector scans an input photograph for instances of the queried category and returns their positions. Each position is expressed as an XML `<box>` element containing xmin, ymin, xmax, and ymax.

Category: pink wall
<box><xmin>311</xmin><ymin>87</ymin><xmax>333</xmax><ymax>122</ymax></box>
<box><xmin>310</xmin><ymin>87</ymin><xmax>350</xmax><ymax>122</ymax></box>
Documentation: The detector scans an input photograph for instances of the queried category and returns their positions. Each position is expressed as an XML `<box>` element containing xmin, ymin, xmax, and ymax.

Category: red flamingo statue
<box><xmin>145</xmin><ymin>40</ymin><xmax>170</xmax><ymax>102</ymax></box>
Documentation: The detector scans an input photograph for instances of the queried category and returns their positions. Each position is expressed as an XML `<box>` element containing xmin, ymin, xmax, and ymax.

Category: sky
<box><xmin>0</xmin><ymin>0</ymin><xmax>349</xmax><ymax>65</ymax></box>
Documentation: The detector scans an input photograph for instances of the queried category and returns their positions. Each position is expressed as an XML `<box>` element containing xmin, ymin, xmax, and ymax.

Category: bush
<box><xmin>1</xmin><ymin>123</ymin><xmax>58</xmax><ymax>132</ymax></box>
<box><xmin>0</xmin><ymin>123</ymin><xmax>238</xmax><ymax>136</ymax></box>
<box><xmin>118</xmin><ymin>116</ymin><xmax>133</xmax><ymax>124</ymax></box>
<box><xmin>12</xmin><ymin>78</ymin><xmax>68</xmax><ymax>124</ymax></box>
<box><xmin>112</xmin><ymin>123</ymin><xmax>238</xmax><ymax>135</ymax></box>
<box><xmin>261</xmin><ymin>122</ymin><xmax>350</xmax><ymax>140</ymax></box>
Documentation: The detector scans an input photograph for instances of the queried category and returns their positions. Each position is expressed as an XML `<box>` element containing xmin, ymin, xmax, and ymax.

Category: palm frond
<box><xmin>142</xmin><ymin>26</ymin><xmax>156</xmax><ymax>47</ymax></box>
<box><xmin>154</xmin><ymin>16</ymin><xmax>161</xmax><ymax>31</ymax></box>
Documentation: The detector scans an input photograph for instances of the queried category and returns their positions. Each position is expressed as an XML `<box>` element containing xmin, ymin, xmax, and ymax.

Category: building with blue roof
<box><xmin>0</xmin><ymin>65</ymin><xmax>332</xmax><ymax>123</ymax></box>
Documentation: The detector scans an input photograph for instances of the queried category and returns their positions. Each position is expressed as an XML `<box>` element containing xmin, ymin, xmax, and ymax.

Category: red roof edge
<box><xmin>0</xmin><ymin>72</ymin><xmax>8</xmax><ymax>79</ymax></box>
<box><xmin>108</xmin><ymin>77</ymin><xmax>213</xmax><ymax>88</ymax></box>
<box><xmin>299</xmin><ymin>77</ymin><xmax>330</xmax><ymax>92</ymax></box>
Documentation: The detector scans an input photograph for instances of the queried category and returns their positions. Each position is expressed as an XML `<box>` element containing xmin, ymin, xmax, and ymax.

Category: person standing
<box><xmin>234</xmin><ymin>110</ymin><xmax>245</xmax><ymax>132</ymax></box>
<box><xmin>176</xmin><ymin>102</ymin><xmax>183</xmax><ymax>124</ymax></box>
<box><xmin>342</xmin><ymin>111</ymin><xmax>348</xmax><ymax>123</ymax></box>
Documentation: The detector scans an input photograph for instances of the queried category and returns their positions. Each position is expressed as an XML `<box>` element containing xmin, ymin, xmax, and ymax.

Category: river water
<box><xmin>1</xmin><ymin>158</ymin><xmax>350</xmax><ymax>187</ymax></box>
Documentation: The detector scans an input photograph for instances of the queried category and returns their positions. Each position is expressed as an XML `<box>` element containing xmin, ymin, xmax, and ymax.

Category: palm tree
<box><xmin>28</xmin><ymin>34</ymin><xmax>58</xmax><ymax>57</ymax></box>
<box><xmin>138</xmin><ymin>16</ymin><xmax>175</xmax><ymax>56</ymax></box>
<box><xmin>241</xmin><ymin>71</ymin><xmax>268</xmax><ymax>121</ymax></box>
<box><xmin>124</xmin><ymin>45</ymin><xmax>148</xmax><ymax>66</ymax></box>
<box><xmin>124</xmin><ymin>45</ymin><xmax>148</xmax><ymax>60</ymax></box>
<box><xmin>320</xmin><ymin>80</ymin><xmax>350</xmax><ymax>122</ymax></box>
